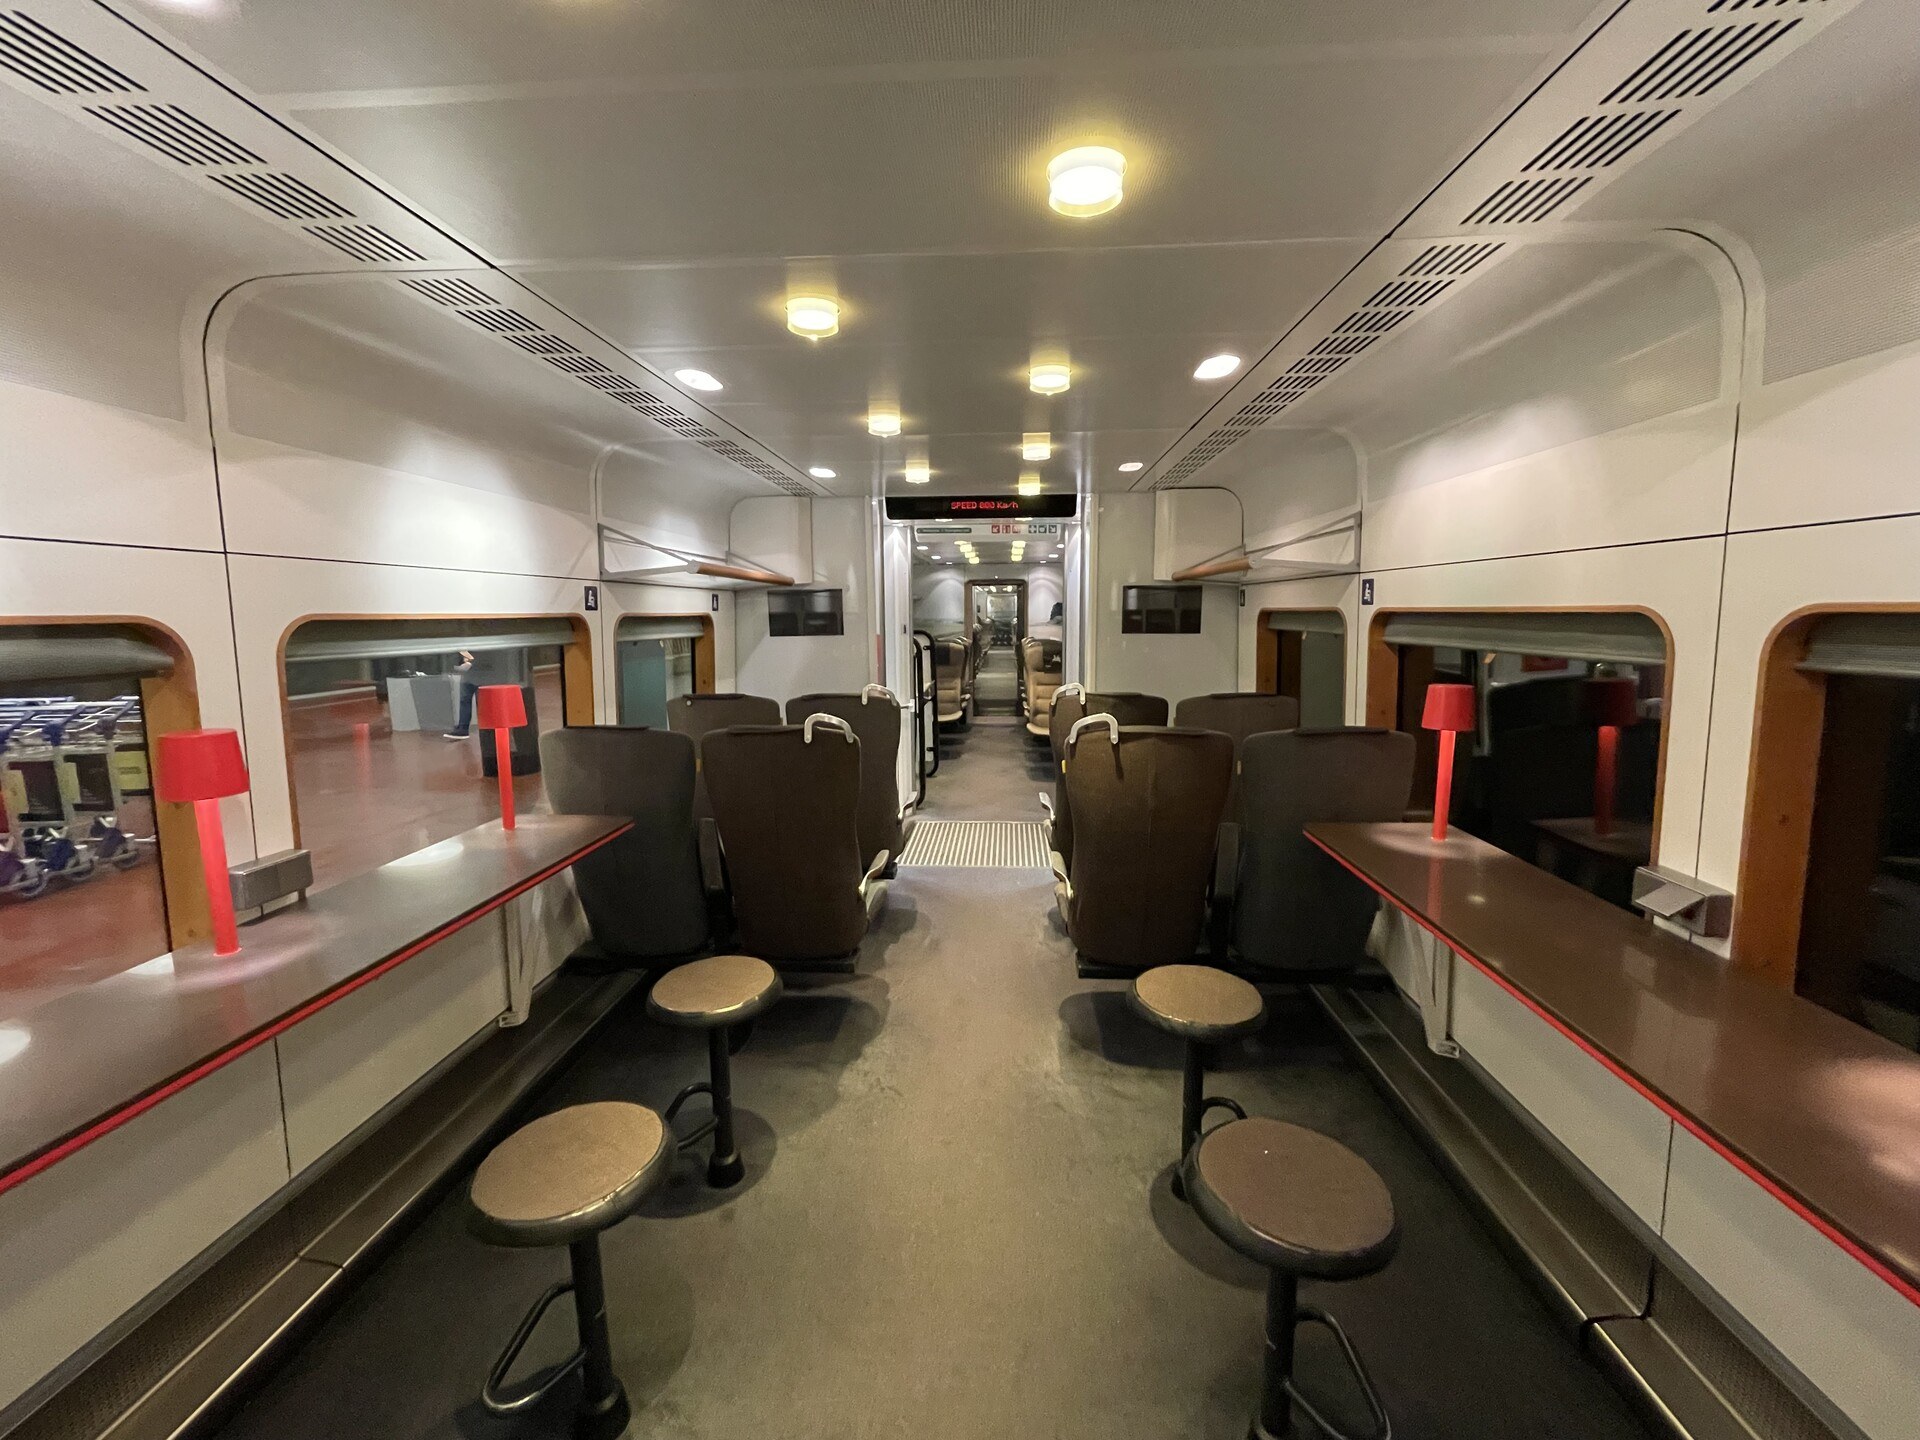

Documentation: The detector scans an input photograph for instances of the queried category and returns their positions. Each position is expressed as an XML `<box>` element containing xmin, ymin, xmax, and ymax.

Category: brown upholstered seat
<box><xmin>1130</xmin><ymin>964</ymin><xmax>1265</xmax><ymax>1043</ymax></box>
<box><xmin>1171</xmin><ymin>693</ymin><xmax>1300</xmax><ymax>820</ymax></box>
<box><xmin>1021</xmin><ymin>637</ymin><xmax>1063</xmax><ymax>737</ymax></box>
<box><xmin>1231</xmin><ymin>729</ymin><xmax>1416</xmax><ymax>974</ymax></box>
<box><xmin>702</xmin><ymin>720</ymin><xmax>888</xmax><ymax>964</ymax></box>
<box><xmin>786</xmin><ymin>689</ymin><xmax>908</xmax><ymax>871</ymax></box>
<box><xmin>539</xmin><ymin>726</ymin><xmax>709</xmax><ymax>961</ymax></box>
<box><xmin>1045</xmin><ymin>690</ymin><xmax>1170</xmax><ymax>870</ymax></box>
<box><xmin>667</xmin><ymin>692</ymin><xmax>782</xmax><ymax>837</ymax></box>
<box><xmin>1055</xmin><ymin>721</ymin><xmax>1230</xmax><ymax>973</ymax></box>
<box><xmin>469</xmin><ymin>1102</ymin><xmax>674</xmax><ymax>1249</ymax></box>
<box><xmin>933</xmin><ymin>637</ymin><xmax>968</xmax><ymax>724</ymax></box>
<box><xmin>1187</xmin><ymin>1117</ymin><xmax>1399</xmax><ymax>1279</ymax></box>
<box><xmin>648</xmin><ymin>953</ymin><xmax>782</xmax><ymax>1029</ymax></box>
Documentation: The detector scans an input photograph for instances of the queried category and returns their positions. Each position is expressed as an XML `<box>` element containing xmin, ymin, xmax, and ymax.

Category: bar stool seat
<box><xmin>1129</xmin><ymin>964</ymin><xmax>1264</xmax><ymax>1199</ymax></box>
<box><xmin>1187</xmin><ymin>1117</ymin><xmax>1397</xmax><ymax>1440</ymax></box>
<box><xmin>648</xmin><ymin>954</ymin><xmax>782</xmax><ymax>1187</ymax></box>
<box><xmin>469</xmin><ymin>1102</ymin><xmax>674</xmax><ymax>1440</ymax></box>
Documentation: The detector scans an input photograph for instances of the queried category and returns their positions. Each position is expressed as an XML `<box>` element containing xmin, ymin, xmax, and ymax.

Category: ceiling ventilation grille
<box><xmin>303</xmin><ymin>223</ymin><xmax>426</xmax><ymax>263</ymax></box>
<box><xmin>0</xmin><ymin>11</ymin><xmax>139</xmax><ymax>94</ymax></box>
<box><xmin>1523</xmin><ymin>109</ymin><xmax>1681</xmax><ymax>170</ymax></box>
<box><xmin>86</xmin><ymin>102</ymin><xmax>259</xmax><ymax>166</ymax></box>
<box><xmin>1152</xmin><ymin>242</ymin><xmax>1504</xmax><ymax>488</ymax></box>
<box><xmin>1463</xmin><ymin>175</ymin><xmax>1591</xmax><ymax>225</ymax></box>
<box><xmin>392</xmin><ymin>275</ymin><xmax>816</xmax><ymax>496</ymax></box>
<box><xmin>1601</xmin><ymin>19</ymin><xmax>1804</xmax><ymax>102</ymax></box>
<box><xmin>209</xmin><ymin>171</ymin><xmax>351</xmax><ymax>220</ymax></box>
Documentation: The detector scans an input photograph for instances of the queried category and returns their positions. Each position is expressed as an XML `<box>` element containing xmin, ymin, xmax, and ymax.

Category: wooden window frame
<box><xmin>1734</xmin><ymin>604</ymin><xmax>1920</xmax><ymax>991</ymax></box>
<box><xmin>1</xmin><ymin>614</ymin><xmax>208</xmax><ymax>949</ymax></box>
<box><xmin>1255</xmin><ymin>608</ymin><xmax>1346</xmax><ymax>701</ymax></box>
<box><xmin>276</xmin><ymin>613</ymin><xmax>595</xmax><ymax>857</ymax></box>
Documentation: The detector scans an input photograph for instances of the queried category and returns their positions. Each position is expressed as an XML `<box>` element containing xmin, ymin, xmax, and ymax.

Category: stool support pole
<box><xmin>1258</xmin><ymin>1271</ymin><xmax>1299</xmax><ymax>1439</ymax></box>
<box><xmin>707</xmin><ymin>1024</ymin><xmax>744</xmax><ymax>1187</ymax></box>
<box><xmin>567</xmin><ymin>1236</ymin><xmax>630</xmax><ymax>1440</ymax></box>
<box><xmin>1173</xmin><ymin>1040</ymin><xmax>1206</xmax><ymax>1201</ymax></box>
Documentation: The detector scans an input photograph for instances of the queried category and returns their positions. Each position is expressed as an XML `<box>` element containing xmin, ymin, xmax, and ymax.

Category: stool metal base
<box><xmin>482</xmin><ymin>1235</ymin><xmax>631</xmax><ymax>1440</ymax></box>
<box><xmin>1252</xmin><ymin>1273</ymin><xmax>1390</xmax><ymax>1440</ymax></box>
<box><xmin>1171</xmin><ymin>1040</ymin><xmax>1247</xmax><ymax>1203</ymax></box>
<box><xmin>663</xmin><ymin>1026</ymin><xmax>746</xmax><ymax>1189</ymax></box>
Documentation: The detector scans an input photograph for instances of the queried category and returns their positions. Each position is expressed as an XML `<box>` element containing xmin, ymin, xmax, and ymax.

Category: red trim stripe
<box><xmin>1308</xmin><ymin>830</ymin><xmax>1920</xmax><ymax>1310</ymax></box>
<box><xmin>0</xmin><ymin>825</ymin><xmax>629</xmax><ymax>1202</ymax></box>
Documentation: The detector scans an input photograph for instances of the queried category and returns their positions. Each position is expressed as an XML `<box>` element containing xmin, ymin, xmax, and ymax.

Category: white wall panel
<box><xmin>0</xmin><ymin>1045</ymin><xmax>287</xmax><ymax>1414</ymax></box>
<box><xmin>275</xmin><ymin>919</ymin><xmax>509</xmax><ymax>1174</ymax></box>
<box><xmin>1091</xmin><ymin>493</ymin><xmax>1237</xmax><ymax>704</ymax></box>
<box><xmin>1357</xmin><ymin>537</ymin><xmax>1722</xmax><ymax>871</ymax></box>
<box><xmin>1663</xmin><ymin>1128</ymin><xmax>1920</xmax><ymax>1440</ymax></box>
<box><xmin>1451</xmin><ymin>963</ymin><xmax>1673</xmax><ymax>1231</ymax></box>
<box><xmin>735</xmin><ymin>498</ymin><xmax>871</xmax><ymax>705</ymax></box>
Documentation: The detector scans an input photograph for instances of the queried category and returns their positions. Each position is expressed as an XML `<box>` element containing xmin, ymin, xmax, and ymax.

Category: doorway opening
<box><xmin>967</xmin><ymin>581</ymin><xmax>1026</xmax><ymax>717</ymax></box>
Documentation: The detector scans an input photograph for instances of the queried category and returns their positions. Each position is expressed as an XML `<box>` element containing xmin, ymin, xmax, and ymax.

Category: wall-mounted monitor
<box><xmin>885</xmin><ymin>494</ymin><xmax>1079</xmax><ymax>521</ymax></box>
<box><xmin>768</xmin><ymin>588</ymin><xmax>845</xmax><ymax>637</ymax></box>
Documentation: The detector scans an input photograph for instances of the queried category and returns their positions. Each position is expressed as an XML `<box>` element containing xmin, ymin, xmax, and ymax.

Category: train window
<box><xmin>615</xmin><ymin>615</ymin><xmax>712</xmax><ymax>726</ymax></box>
<box><xmin>1122</xmin><ymin>585</ymin><xmax>1203</xmax><ymax>635</ymax></box>
<box><xmin>1</xmin><ymin>624</ymin><xmax>186</xmax><ymax>1012</ymax></box>
<box><xmin>1258</xmin><ymin>609</ymin><xmax>1346</xmax><ymax>728</ymax></box>
<box><xmin>1745</xmin><ymin>613</ymin><xmax>1920</xmax><ymax>1041</ymax></box>
<box><xmin>767</xmin><ymin>588</ymin><xmax>845</xmax><ymax>637</ymax></box>
<box><xmin>1371</xmin><ymin>611</ymin><xmax>1669</xmax><ymax>911</ymax></box>
<box><xmin>281</xmin><ymin>617</ymin><xmax>585</xmax><ymax>891</ymax></box>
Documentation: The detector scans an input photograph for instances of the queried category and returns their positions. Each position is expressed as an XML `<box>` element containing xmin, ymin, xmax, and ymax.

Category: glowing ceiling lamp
<box><xmin>1017</xmin><ymin>472</ymin><xmax>1043</xmax><ymax>496</ymax></box>
<box><xmin>1192</xmin><ymin>353</ymin><xmax>1242</xmax><ymax>381</ymax></box>
<box><xmin>868</xmin><ymin>409</ymin><xmax>902</xmax><ymax>437</ymax></box>
<box><xmin>1117</xmin><ymin>460</ymin><xmax>1144</xmax><ymax>473</ymax></box>
<box><xmin>903</xmin><ymin>461</ymin><xmax>932</xmax><ymax>485</ymax></box>
<box><xmin>1048</xmin><ymin>146</ymin><xmax>1126</xmax><ymax>218</ymax></box>
<box><xmin>674</xmin><ymin>367</ymin><xmax>724</xmax><ymax>392</ymax></box>
<box><xmin>786</xmin><ymin>295</ymin><xmax>841</xmax><ymax>339</ymax></box>
<box><xmin>808</xmin><ymin>465</ymin><xmax>837</xmax><ymax>479</ymax></box>
<box><xmin>1029</xmin><ymin>363</ymin><xmax>1071</xmax><ymax>396</ymax></box>
<box><xmin>1021</xmin><ymin>433</ymin><xmax>1051</xmax><ymax>462</ymax></box>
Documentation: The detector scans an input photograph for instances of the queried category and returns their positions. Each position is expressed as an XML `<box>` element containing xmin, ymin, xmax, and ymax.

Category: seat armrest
<box><xmin>1038</xmin><ymin>791</ymin><xmax>1053</xmax><ymax>820</ymax></box>
<box><xmin>698</xmin><ymin>817</ymin><xmax>727</xmax><ymax>897</ymax></box>
<box><xmin>1212</xmin><ymin>821</ymin><xmax>1241</xmax><ymax>907</ymax></box>
<box><xmin>859</xmin><ymin>849</ymin><xmax>891</xmax><ymax>898</ymax></box>
<box><xmin>1048</xmin><ymin>849</ymin><xmax>1070</xmax><ymax>890</ymax></box>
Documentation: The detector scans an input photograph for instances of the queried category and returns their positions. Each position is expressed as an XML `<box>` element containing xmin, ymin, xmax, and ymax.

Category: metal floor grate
<box><xmin>898</xmin><ymin>820</ymin><xmax>1049</xmax><ymax>869</ymax></box>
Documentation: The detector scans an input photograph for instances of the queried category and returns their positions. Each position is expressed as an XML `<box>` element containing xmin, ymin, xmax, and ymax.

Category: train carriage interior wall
<box><xmin>2</xmin><ymin>1</ymin><xmax>1917</xmax><ymax>1437</ymax></box>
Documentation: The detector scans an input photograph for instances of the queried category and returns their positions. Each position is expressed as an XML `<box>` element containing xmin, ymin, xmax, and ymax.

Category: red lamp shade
<box><xmin>476</xmin><ymin>684</ymin><xmax>528</xmax><ymax>731</ymax></box>
<box><xmin>156</xmin><ymin>729</ymin><xmax>250</xmax><ymax>803</ymax></box>
<box><xmin>1421</xmin><ymin>683</ymin><xmax>1476</xmax><ymax>733</ymax></box>
<box><xmin>1584</xmin><ymin>677</ymin><xmax>1639</xmax><ymax>729</ymax></box>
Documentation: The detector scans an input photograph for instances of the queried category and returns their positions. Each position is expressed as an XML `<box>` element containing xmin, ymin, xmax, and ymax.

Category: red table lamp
<box><xmin>1422</xmin><ymin>683</ymin><xmax>1476</xmax><ymax>842</ymax></box>
<box><xmin>156</xmin><ymin>729</ymin><xmax>250</xmax><ymax>957</ymax></box>
<box><xmin>477</xmin><ymin>684</ymin><xmax>528</xmax><ymax>831</ymax></box>
<box><xmin>1584</xmin><ymin>677</ymin><xmax>1639</xmax><ymax>838</ymax></box>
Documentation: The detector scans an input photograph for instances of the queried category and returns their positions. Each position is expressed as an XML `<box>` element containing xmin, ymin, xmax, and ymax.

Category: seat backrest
<box><xmin>1046</xmin><ymin>690</ymin><xmax>1166</xmax><ymax>866</ymax></box>
<box><xmin>1232</xmin><ymin>728</ymin><xmax>1416</xmax><ymax>973</ymax></box>
<box><xmin>1172</xmin><ymin>693</ymin><xmax>1301</xmax><ymax>819</ymax></box>
<box><xmin>666</xmin><ymin>692</ymin><xmax>780</xmax><ymax>819</ymax></box>
<box><xmin>701</xmin><ymin>723</ymin><xmax>870</xmax><ymax>962</ymax></box>
<box><xmin>786</xmin><ymin>690</ymin><xmax>904</xmax><ymax>868</ymax></box>
<box><xmin>1061</xmin><ymin>724</ymin><xmax>1234</xmax><ymax>971</ymax></box>
<box><xmin>539</xmin><ymin>727</ymin><xmax>709</xmax><ymax>960</ymax></box>
<box><xmin>933</xmin><ymin>636</ymin><xmax>967</xmax><ymax>691</ymax></box>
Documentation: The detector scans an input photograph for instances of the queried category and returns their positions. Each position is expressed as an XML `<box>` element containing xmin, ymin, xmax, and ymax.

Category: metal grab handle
<box><xmin>861</xmin><ymin>684</ymin><xmax>898</xmax><ymax>705</ymax></box>
<box><xmin>803</xmin><ymin>712</ymin><xmax>856</xmax><ymax>744</ymax></box>
<box><xmin>1056</xmin><ymin>682</ymin><xmax>1087</xmax><ymax>703</ymax></box>
<box><xmin>1066</xmin><ymin>713</ymin><xmax>1119</xmax><ymax>749</ymax></box>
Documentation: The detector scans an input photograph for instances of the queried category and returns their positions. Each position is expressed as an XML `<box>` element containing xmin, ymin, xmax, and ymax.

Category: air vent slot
<box><xmin>1402</xmin><ymin>242</ymin><xmax>1501</xmax><ymax>277</ymax></box>
<box><xmin>1362</xmin><ymin>278</ymin><xmax>1453</xmax><ymax>308</ymax></box>
<box><xmin>1601</xmin><ymin>20</ymin><xmax>1802</xmax><ymax>104</ymax></box>
<box><xmin>400</xmin><ymin>277</ymin><xmax>497</xmax><ymax>307</ymax></box>
<box><xmin>1524</xmin><ymin>110</ymin><xmax>1680</xmax><ymax>171</ymax></box>
<box><xmin>1707</xmin><ymin>0</ymin><xmax>1824</xmax><ymax>9</ymax></box>
<box><xmin>1463</xmin><ymin>175</ymin><xmax>1591</xmax><ymax>225</ymax></box>
<box><xmin>303</xmin><ymin>223</ymin><xmax>425</xmax><ymax>263</ymax></box>
<box><xmin>0</xmin><ymin>11</ymin><xmax>141</xmax><ymax>94</ymax></box>
<box><xmin>1337</xmin><ymin>309</ymin><xmax>1412</xmax><ymax>335</ymax></box>
<box><xmin>652</xmin><ymin>412</ymin><xmax>707</xmax><ymax>432</ymax></box>
<box><xmin>459</xmin><ymin>307</ymin><xmax>538</xmax><ymax>334</ymax></box>
<box><xmin>1309</xmin><ymin>333</ymin><xmax>1379</xmax><ymax>358</ymax></box>
<box><xmin>543</xmin><ymin>354</ymin><xmax>608</xmax><ymax>375</ymax></box>
<box><xmin>500</xmin><ymin>331</ymin><xmax>577</xmax><ymax>357</ymax></box>
<box><xmin>578</xmin><ymin>372</ymin><xmax>635</xmax><ymax>391</ymax></box>
<box><xmin>208</xmin><ymin>171</ymin><xmax>351</xmax><ymax>220</ymax></box>
<box><xmin>86</xmin><ymin>103</ymin><xmax>260</xmax><ymax>166</ymax></box>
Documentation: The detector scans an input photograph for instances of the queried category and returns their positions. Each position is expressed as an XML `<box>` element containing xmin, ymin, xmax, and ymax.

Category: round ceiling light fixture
<box><xmin>1017</xmin><ymin>473</ymin><xmax>1043</xmax><ymax>496</ymax></box>
<box><xmin>786</xmin><ymin>295</ymin><xmax>840</xmax><ymax>339</ymax></box>
<box><xmin>674</xmin><ymin>368</ymin><xmax>724</xmax><ymax>392</ymax></box>
<box><xmin>1117</xmin><ymin>460</ymin><xmax>1144</xmax><ymax>473</ymax></box>
<box><xmin>1029</xmin><ymin>363</ymin><xmax>1071</xmax><ymax>396</ymax></box>
<box><xmin>1021</xmin><ymin>433</ymin><xmax>1051</xmax><ymax>462</ymax></box>
<box><xmin>903</xmin><ymin>461</ymin><xmax>932</xmax><ymax>485</ymax></box>
<box><xmin>1048</xmin><ymin>146</ymin><xmax>1126</xmax><ymax>218</ymax></box>
<box><xmin>1193</xmin><ymin>353</ymin><xmax>1242</xmax><ymax>381</ymax></box>
<box><xmin>807</xmin><ymin>465</ymin><xmax>837</xmax><ymax>480</ymax></box>
<box><xmin>867</xmin><ymin>409</ymin><xmax>902</xmax><ymax>437</ymax></box>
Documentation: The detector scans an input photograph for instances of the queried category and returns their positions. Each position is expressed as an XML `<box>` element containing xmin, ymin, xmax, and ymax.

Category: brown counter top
<box><xmin>1307</xmin><ymin>821</ymin><xmax>1920</xmax><ymax>1306</ymax></box>
<box><xmin>0</xmin><ymin>813</ymin><xmax>629</xmax><ymax>1197</ymax></box>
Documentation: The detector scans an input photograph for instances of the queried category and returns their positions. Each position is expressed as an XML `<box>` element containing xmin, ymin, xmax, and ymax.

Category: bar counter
<box><xmin>0</xmin><ymin>813</ymin><xmax>629</xmax><ymax>1197</ymax></box>
<box><xmin>1307</xmin><ymin>821</ymin><xmax>1920</xmax><ymax>1306</ymax></box>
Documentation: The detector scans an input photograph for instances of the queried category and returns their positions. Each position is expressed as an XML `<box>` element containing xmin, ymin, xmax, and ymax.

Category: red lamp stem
<box><xmin>493</xmin><ymin>729</ymin><xmax>516</xmax><ymax>831</ymax></box>
<box><xmin>1595</xmin><ymin>724</ymin><xmax>1619</xmax><ymax>838</ymax></box>
<box><xmin>193</xmin><ymin>797</ymin><xmax>239</xmax><ymax>957</ymax></box>
<box><xmin>1431</xmin><ymin>729</ymin><xmax>1457</xmax><ymax>842</ymax></box>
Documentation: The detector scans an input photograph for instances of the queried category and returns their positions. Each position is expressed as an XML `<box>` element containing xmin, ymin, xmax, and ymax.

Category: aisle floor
<box><xmin>211</xmin><ymin>720</ymin><xmax>1653</xmax><ymax>1440</ymax></box>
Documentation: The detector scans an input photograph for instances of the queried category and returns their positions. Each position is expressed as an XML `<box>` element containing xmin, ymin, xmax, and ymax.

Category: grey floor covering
<box><xmin>208</xmin><ymin>721</ymin><xmax>1653</xmax><ymax>1440</ymax></box>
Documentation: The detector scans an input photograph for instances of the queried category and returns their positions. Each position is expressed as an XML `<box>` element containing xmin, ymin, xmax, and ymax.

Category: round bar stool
<box><xmin>1129</xmin><ymin>964</ymin><xmax>1265</xmax><ymax>1199</ymax></box>
<box><xmin>1186</xmin><ymin>1117</ymin><xmax>1398</xmax><ymax>1440</ymax></box>
<box><xmin>648</xmin><ymin>953</ymin><xmax>783</xmax><ymax>1187</ymax></box>
<box><xmin>469</xmin><ymin>1101</ymin><xmax>675</xmax><ymax>1440</ymax></box>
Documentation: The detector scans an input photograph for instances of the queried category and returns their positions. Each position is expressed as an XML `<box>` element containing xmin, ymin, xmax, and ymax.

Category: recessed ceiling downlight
<box><xmin>868</xmin><ymin>409</ymin><xmax>902</xmax><ymax>437</ymax></box>
<box><xmin>1193</xmin><ymin>354</ymin><xmax>1242</xmax><ymax>381</ymax></box>
<box><xmin>1021</xmin><ymin>433</ymin><xmax>1051</xmax><ymax>462</ymax></box>
<box><xmin>1048</xmin><ymin>146</ymin><xmax>1126</xmax><ymax>218</ymax></box>
<box><xmin>786</xmin><ymin>295</ymin><xmax>840</xmax><ymax>338</ymax></box>
<box><xmin>675</xmin><ymin>368</ymin><xmax>724</xmax><ymax>392</ymax></box>
<box><xmin>1018</xmin><ymin>473</ymin><xmax>1043</xmax><ymax>496</ymax></box>
<box><xmin>904</xmin><ymin>462</ymin><xmax>932</xmax><ymax>485</ymax></box>
<box><xmin>808</xmin><ymin>465</ymin><xmax>837</xmax><ymax>479</ymax></box>
<box><xmin>1117</xmin><ymin>461</ymin><xmax>1144</xmax><ymax>473</ymax></box>
<box><xmin>1029</xmin><ymin>363</ymin><xmax>1071</xmax><ymax>396</ymax></box>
